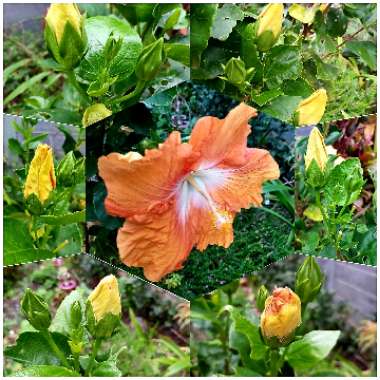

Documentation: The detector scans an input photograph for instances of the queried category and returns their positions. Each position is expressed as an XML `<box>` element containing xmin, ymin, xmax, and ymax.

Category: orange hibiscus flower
<box><xmin>98</xmin><ymin>103</ymin><xmax>280</xmax><ymax>282</ymax></box>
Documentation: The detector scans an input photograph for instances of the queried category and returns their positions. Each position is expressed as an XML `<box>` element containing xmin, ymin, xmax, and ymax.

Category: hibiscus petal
<box><xmin>98</xmin><ymin>132</ymin><xmax>194</xmax><ymax>218</ymax></box>
<box><xmin>116</xmin><ymin>204</ymin><xmax>193</xmax><ymax>282</ymax></box>
<box><xmin>189</xmin><ymin>102</ymin><xmax>257</xmax><ymax>168</ymax></box>
<box><xmin>195</xmin><ymin>210</ymin><xmax>235</xmax><ymax>251</ymax></box>
<box><xmin>210</xmin><ymin>148</ymin><xmax>280</xmax><ymax>211</ymax></box>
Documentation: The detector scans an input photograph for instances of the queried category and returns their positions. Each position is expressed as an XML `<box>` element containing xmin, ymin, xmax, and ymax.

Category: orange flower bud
<box><xmin>260</xmin><ymin>287</ymin><xmax>301</xmax><ymax>342</ymax></box>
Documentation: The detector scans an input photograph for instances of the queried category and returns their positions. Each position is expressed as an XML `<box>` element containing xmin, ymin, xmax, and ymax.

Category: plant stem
<box><xmin>220</xmin><ymin>314</ymin><xmax>232</xmax><ymax>375</ymax></box>
<box><xmin>315</xmin><ymin>190</ymin><xmax>331</xmax><ymax>237</ymax></box>
<box><xmin>66</xmin><ymin>70</ymin><xmax>90</xmax><ymax>104</ymax></box>
<box><xmin>109</xmin><ymin>80</ymin><xmax>146</xmax><ymax>106</ymax></box>
<box><xmin>85</xmin><ymin>338</ymin><xmax>102</xmax><ymax>376</ymax></box>
<box><xmin>41</xmin><ymin>329</ymin><xmax>70</xmax><ymax>368</ymax></box>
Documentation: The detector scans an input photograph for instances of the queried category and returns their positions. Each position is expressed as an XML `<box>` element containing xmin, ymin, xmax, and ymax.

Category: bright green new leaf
<box><xmin>286</xmin><ymin>330</ymin><xmax>340</xmax><ymax>371</ymax></box>
<box><xmin>324</xmin><ymin>158</ymin><xmax>364</xmax><ymax>207</ymax></box>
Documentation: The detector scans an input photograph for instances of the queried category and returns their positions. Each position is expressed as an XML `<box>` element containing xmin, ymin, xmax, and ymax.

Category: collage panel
<box><xmin>190</xmin><ymin>255</ymin><xmax>376</xmax><ymax>377</ymax></box>
<box><xmin>296</xmin><ymin>116</ymin><xmax>377</xmax><ymax>265</ymax></box>
<box><xmin>3</xmin><ymin>114</ymin><xmax>85</xmax><ymax>266</ymax></box>
<box><xmin>4</xmin><ymin>3</ymin><xmax>189</xmax><ymax>127</ymax></box>
<box><xmin>190</xmin><ymin>3</ymin><xmax>376</xmax><ymax>124</ymax></box>
<box><xmin>3</xmin><ymin>254</ymin><xmax>190</xmax><ymax>377</ymax></box>
<box><xmin>86</xmin><ymin>82</ymin><xmax>294</xmax><ymax>299</ymax></box>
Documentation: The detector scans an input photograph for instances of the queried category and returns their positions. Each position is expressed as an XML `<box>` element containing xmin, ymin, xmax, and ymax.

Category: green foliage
<box><xmin>4</xmin><ymin>118</ymin><xmax>85</xmax><ymax>266</ymax></box>
<box><xmin>191</xmin><ymin>257</ymin><xmax>342</xmax><ymax>376</ymax></box>
<box><xmin>190</xmin><ymin>3</ymin><xmax>376</xmax><ymax>123</ymax></box>
<box><xmin>296</xmin><ymin>123</ymin><xmax>376</xmax><ymax>264</ymax></box>
<box><xmin>4</xmin><ymin>4</ymin><xmax>189</xmax><ymax>125</ymax></box>
<box><xmin>4</xmin><ymin>263</ymin><xmax>189</xmax><ymax>377</ymax></box>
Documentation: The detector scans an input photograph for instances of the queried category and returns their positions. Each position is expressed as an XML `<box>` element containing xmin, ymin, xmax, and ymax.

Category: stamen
<box><xmin>186</xmin><ymin>173</ymin><xmax>232</xmax><ymax>230</ymax></box>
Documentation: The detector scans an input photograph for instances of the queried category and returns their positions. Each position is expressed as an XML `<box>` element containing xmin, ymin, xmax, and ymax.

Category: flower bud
<box><xmin>296</xmin><ymin>89</ymin><xmax>327</xmax><ymax>126</ymax></box>
<box><xmin>305</xmin><ymin>127</ymin><xmax>328</xmax><ymax>172</ymax></box>
<box><xmin>295</xmin><ymin>256</ymin><xmax>324</xmax><ymax>304</ymax></box>
<box><xmin>24</xmin><ymin>144</ymin><xmax>56</xmax><ymax>203</ymax></box>
<box><xmin>135</xmin><ymin>38</ymin><xmax>164</xmax><ymax>81</ymax></box>
<box><xmin>70</xmin><ymin>300</ymin><xmax>82</xmax><ymax>329</ymax></box>
<box><xmin>44</xmin><ymin>4</ymin><xmax>86</xmax><ymax>69</ymax></box>
<box><xmin>88</xmin><ymin>275</ymin><xmax>121</xmax><ymax>323</ymax></box>
<box><xmin>21</xmin><ymin>288</ymin><xmax>52</xmax><ymax>331</ymax></box>
<box><xmin>260</xmin><ymin>287</ymin><xmax>301</xmax><ymax>345</ymax></box>
<box><xmin>223</xmin><ymin>57</ymin><xmax>246</xmax><ymax>87</ymax></box>
<box><xmin>256</xmin><ymin>285</ymin><xmax>269</xmax><ymax>312</ymax></box>
<box><xmin>57</xmin><ymin>151</ymin><xmax>76</xmax><ymax>187</ymax></box>
<box><xmin>82</xmin><ymin>103</ymin><xmax>112</xmax><ymax>127</ymax></box>
<box><xmin>256</xmin><ymin>4</ymin><xmax>284</xmax><ymax>51</ymax></box>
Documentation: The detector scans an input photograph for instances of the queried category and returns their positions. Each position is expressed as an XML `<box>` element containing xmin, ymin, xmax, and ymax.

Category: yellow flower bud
<box><xmin>296</xmin><ymin>89</ymin><xmax>328</xmax><ymax>126</ymax></box>
<box><xmin>305</xmin><ymin>127</ymin><xmax>328</xmax><ymax>171</ymax></box>
<box><xmin>88</xmin><ymin>275</ymin><xmax>121</xmax><ymax>322</ymax></box>
<box><xmin>82</xmin><ymin>103</ymin><xmax>112</xmax><ymax>127</ymax></box>
<box><xmin>24</xmin><ymin>144</ymin><xmax>56</xmax><ymax>202</ymax></box>
<box><xmin>260</xmin><ymin>287</ymin><xmax>301</xmax><ymax>342</ymax></box>
<box><xmin>256</xmin><ymin>4</ymin><xmax>284</xmax><ymax>51</ymax></box>
<box><xmin>45</xmin><ymin>3</ymin><xmax>82</xmax><ymax>44</ymax></box>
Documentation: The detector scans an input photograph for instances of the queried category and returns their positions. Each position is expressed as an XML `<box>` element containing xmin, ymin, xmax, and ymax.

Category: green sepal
<box><xmin>58</xmin><ymin>21</ymin><xmax>87</xmax><ymax>70</ymax></box>
<box><xmin>85</xmin><ymin>300</ymin><xmax>97</xmax><ymax>336</ymax></box>
<box><xmin>295</xmin><ymin>256</ymin><xmax>324</xmax><ymax>304</ymax></box>
<box><xmin>21</xmin><ymin>288</ymin><xmax>52</xmax><ymax>331</ymax></box>
<box><xmin>256</xmin><ymin>285</ymin><xmax>269</xmax><ymax>312</ymax></box>
<box><xmin>70</xmin><ymin>300</ymin><xmax>83</xmax><ymax>329</ymax></box>
<box><xmin>223</xmin><ymin>57</ymin><xmax>246</xmax><ymax>87</ymax></box>
<box><xmin>57</xmin><ymin>152</ymin><xmax>76</xmax><ymax>187</ymax></box>
<box><xmin>44</xmin><ymin>23</ymin><xmax>62</xmax><ymax>66</ymax></box>
<box><xmin>25</xmin><ymin>193</ymin><xmax>45</xmax><ymax>215</ymax></box>
<box><xmin>135</xmin><ymin>37</ymin><xmax>164</xmax><ymax>81</ymax></box>
<box><xmin>256</xmin><ymin>30</ymin><xmax>277</xmax><ymax>52</ymax></box>
<box><xmin>94</xmin><ymin>313</ymin><xmax>120</xmax><ymax>339</ymax></box>
<box><xmin>305</xmin><ymin>159</ymin><xmax>325</xmax><ymax>188</ymax></box>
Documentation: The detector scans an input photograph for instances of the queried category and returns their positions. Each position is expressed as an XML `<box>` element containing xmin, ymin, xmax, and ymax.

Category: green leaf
<box><xmin>78</xmin><ymin>16</ymin><xmax>142</xmax><ymax>82</ymax></box>
<box><xmin>54</xmin><ymin>223</ymin><xmax>83</xmax><ymax>257</ymax></box>
<box><xmin>4</xmin><ymin>72</ymin><xmax>50</xmax><ymax>106</ymax></box>
<box><xmin>5</xmin><ymin>331</ymin><xmax>71</xmax><ymax>365</ymax></box>
<box><xmin>15</xmin><ymin>365</ymin><xmax>80</xmax><ymax>377</ymax></box>
<box><xmin>8</xmin><ymin>138</ymin><xmax>25</xmax><ymax>156</ymax></box>
<box><xmin>326</xmin><ymin>8</ymin><xmax>348</xmax><ymax>37</ymax></box>
<box><xmin>252</xmin><ymin>89</ymin><xmax>283</xmax><ymax>107</ymax></box>
<box><xmin>38</xmin><ymin>210</ymin><xmax>85</xmax><ymax>226</ymax></box>
<box><xmin>4</xmin><ymin>217</ymin><xmax>54</xmax><ymax>266</ymax></box>
<box><xmin>324</xmin><ymin>158</ymin><xmax>364</xmax><ymax>207</ymax></box>
<box><xmin>51</xmin><ymin>289</ymin><xmax>85</xmax><ymax>334</ymax></box>
<box><xmin>91</xmin><ymin>359</ymin><xmax>122</xmax><ymax>377</ymax></box>
<box><xmin>262</xmin><ymin>95</ymin><xmax>302</xmax><ymax>122</ymax></box>
<box><xmin>286</xmin><ymin>330</ymin><xmax>340</xmax><ymax>371</ymax></box>
<box><xmin>190</xmin><ymin>4</ymin><xmax>217</xmax><ymax>68</ymax></box>
<box><xmin>211</xmin><ymin>4</ymin><xmax>244</xmax><ymax>41</ymax></box>
<box><xmin>230</xmin><ymin>309</ymin><xmax>267</xmax><ymax>360</ymax></box>
<box><xmin>240</xmin><ymin>23</ymin><xmax>261</xmax><ymax>72</ymax></box>
<box><xmin>282</xmin><ymin>78</ymin><xmax>313</xmax><ymax>97</ymax></box>
<box><xmin>24</xmin><ymin>133</ymin><xmax>49</xmax><ymax>147</ymax></box>
<box><xmin>165</xmin><ymin>43</ymin><xmax>190</xmax><ymax>66</ymax></box>
<box><xmin>346</xmin><ymin>41</ymin><xmax>376</xmax><ymax>71</ymax></box>
<box><xmin>4</xmin><ymin>58</ymin><xmax>31</xmax><ymax>84</ymax></box>
<box><xmin>264</xmin><ymin>46</ymin><xmax>302</xmax><ymax>89</ymax></box>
